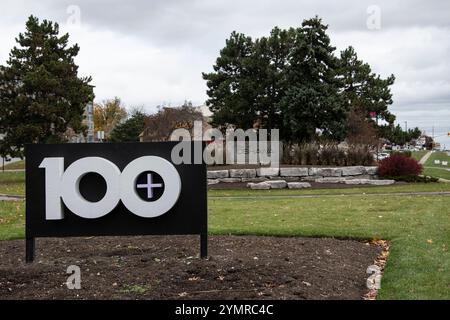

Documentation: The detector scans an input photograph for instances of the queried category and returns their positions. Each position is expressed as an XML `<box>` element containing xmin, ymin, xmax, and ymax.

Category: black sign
<box><xmin>25</xmin><ymin>142</ymin><xmax>207</xmax><ymax>262</ymax></box>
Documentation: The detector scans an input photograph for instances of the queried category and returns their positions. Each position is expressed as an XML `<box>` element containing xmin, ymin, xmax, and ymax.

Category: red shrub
<box><xmin>378</xmin><ymin>154</ymin><xmax>423</xmax><ymax>177</ymax></box>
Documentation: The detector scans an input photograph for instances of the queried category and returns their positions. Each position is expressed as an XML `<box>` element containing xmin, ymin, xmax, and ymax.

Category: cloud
<box><xmin>0</xmin><ymin>0</ymin><xmax>449</xmax><ymax>137</ymax></box>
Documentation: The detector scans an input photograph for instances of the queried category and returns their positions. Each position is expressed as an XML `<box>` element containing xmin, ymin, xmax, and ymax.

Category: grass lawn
<box><xmin>425</xmin><ymin>151</ymin><xmax>450</xmax><ymax>167</ymax></box>
<box><xmin>0</xmin><ymin>171</ymin><xmax>25</xmax><ymax>196</ymax></box>
<box><xmin>1</xmin><ymin>160</ymin><xmax>25</xmax><ymax>170</ymax></box>
<box><xmin>1</xmin><ymin>179</ymin><xmax>449</xmax><ymax>299</ymax></box>
<box><xmin>0</xmin><ymin>201</ymin><xmax>25</xmax><ymax>240</ymax></box>
<box><xmin>423</xmin><ymin>167</ymin><xmax>450</xmax><ymax>180</ymax></box>
<box><xmin>419</xmin><ymin>152</ymin><xmax>450</xmax><ymax>180</ymax></box>
<box><xmin>411</xmin><ymin>150</ymin><xmax>428</xmax><ymax>161</ymax></box>
<box><xmin>210</xmin><ymin>183</ymin><xmax>450</xmax><ymax>198</ymax></box>
<box><xmin>209</xmin><ymin>191</ymin><xmax>450</xmax><ymax>299</ymax></box>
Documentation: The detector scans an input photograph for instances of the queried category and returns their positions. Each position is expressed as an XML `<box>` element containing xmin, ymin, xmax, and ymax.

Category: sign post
<box><xmin>25</xmin><ymin>142</ymin><xmax>207</xmax><ymax>262</ymax></box>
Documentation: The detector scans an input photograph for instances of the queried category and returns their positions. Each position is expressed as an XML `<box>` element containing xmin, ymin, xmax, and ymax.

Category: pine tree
<box><xmin>203</xmin><ymin>16</ymin><xmax>397</xmax><ymax>144</ymax></box>
<box><xmin>0</xmin><ymin>16</ymin><xmax>94</xmax><ymax>157</ymax></box>
<box><xmin>253</xmin><ymin>27</ymin><xmax>295</xmax><ymax>131</ymax></box>
<box><xmin>202</xmin><ymin>32</ymin><xmax>258</xmax><ymax>129</ymax></box>
<box><xmin>108</xmin><ymin>110</ymin><xmax>147</xmax><ymax>142</ymax></box>
<box><xmin>279</xmin><ymin>17</ymin><xmax>347</xmax><ymax>142</ymax></box>
<box><xmin>339</xmin><ymin>46</ymin><xmax>396</xmax><ymax>125</ymax></box>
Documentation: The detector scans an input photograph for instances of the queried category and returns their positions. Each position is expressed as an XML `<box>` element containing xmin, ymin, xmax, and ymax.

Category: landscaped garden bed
<box><xmin>0</xmin><ymin>235</ymin><xmax>382</xmax><ymax>300</ymax></box>
<box><xmin>1</xmin><ymin>178</ymin><xmax>449</xmax><ymax>299</ymax></box>
<box><xmin>207</xmin><ymin>165</ymin><xmax>395</xmax><ymax>189</ymax></box>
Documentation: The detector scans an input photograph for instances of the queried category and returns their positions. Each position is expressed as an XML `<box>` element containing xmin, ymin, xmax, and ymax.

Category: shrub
<box><xmin>282</xmin><ymin>142</ymin><xmax>374</xmax><ymax>166</ymax></box>
<box><xmin>288</xmin><ymin>143</ymin><xmax>320</xmax><ymax>165</ymax></box>
<box><xmin>346</xmin><ymin>144</ymin><xmax>374</xmax><ymax>166</ymax></box>
<box><xmin>382</xmin><ymin>175</ymin><xmax>438</xmax><ymax>183</ymax></box>
<box><xmin>319</xmin><ymin>143</ymin><xmax>339</xmax><ymax>166</ymax></box>
<box><xmin>291</xmin><ymin>144</ymin><xmax>302</xmax><ymax>165</ymax></box>
<box><xmin>303</xmin><ymin>143</ymin><xmax>319</xmax><ymax>165</ymax></box>
<box><xmin>282</xmin><ymin>144</ymin><xmax>295</xmax><ymax>165</ymax></box>
<box><xmin>378</xmin><ymin>154</ymin><xmax>423</xmax><ymax>177</ymax></box>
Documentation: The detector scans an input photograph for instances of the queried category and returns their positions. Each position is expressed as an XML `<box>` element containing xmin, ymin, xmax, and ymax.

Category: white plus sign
<box><xmin>136</xmin><ymin>173</ymin><xmax>163</xmax><ymax>199</ymax></box>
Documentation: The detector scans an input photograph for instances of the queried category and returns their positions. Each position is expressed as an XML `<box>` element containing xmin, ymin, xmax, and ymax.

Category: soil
<box><xmin>0</xmin><ymin>235</ymin><xmax>381</xmax><ymax>300</ymax></box>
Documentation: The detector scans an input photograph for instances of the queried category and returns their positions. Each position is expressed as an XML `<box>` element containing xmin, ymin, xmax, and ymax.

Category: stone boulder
<box><xmin>256</xmin><ymin>167</ymin><xmax>280</xmax><ymax>177</ymax></box>
<box><xmin>272</xmin><ymin>176</ymin><xmax>300</xmax><ymax>182</ymax></box>
<box><xmin>247</xmin><ymin>182</ymin><xmax>271</xmax><ymax>190</ymax></box>
<box><xmin>344</xmin><ymin>179</ymin><xmax>369</xmax><ymax>185</ymax></box>
<box><xmin>280</xmin><ymin>167</ymin><xmax>309</xmax><ymax>177</ymax></box>
<box><xmin>242</xmin><ymin>177</ymin><xmax>267</xmax><ymax>183</ymax></box>
<box><xmin>315</xmin><ymin>177</ymin><xmax>347</xmax><ymax>183</ymax></box>
<box><xmin>309</xmin><ymin>167</ymin><xmax>342</xmax><ymax>177</ymax></box>
<box><xmin>345</xmin><ymin>179</ymin><xmax>394</xmax><ymax>185</ymax></box>
<box><xmin>341</xmin><ymin>166</ymin><xmax>365</xmax><ymax>176</ymax></box>
<box><xmin>367</xmin><ymin>179</ymin><xmax>395</xmax><ymax>185</ymax></box>
<box><xmin>207</xmin><ymin>179</ymin><xmax>219</xmax><ymax>185</ymax></box>
<box><xmin>364</xmin><ymin>166</ymin><xmax>378</xmax><ymax>175</ymax></box>
<box><xmin>287</xmin><ymin>182</ymin><xmax>311</xmax><ymax>189</ymax></box>
<box><xmin>266</xmin><ymin>180</ymin><xmax>288</xmax><ymax>189</ymax></box>
<box><xmin>301</xmin><ymin>176</ymin><xmax>321</xmax><ymax>182</ymax></box>
<box><xmin>219</xmin><ymin>178</ymin><xmax>242</xmax><ymax>183</ymax></box>
<box><xmin>229</xmin><ymin>169</ymin><xmax>257</xmax><ymax>178</ymax></box>
<box><xmin>207</xmin><ymin>170</ymin><xmax>229</xmax><ymax>179</ymax></box>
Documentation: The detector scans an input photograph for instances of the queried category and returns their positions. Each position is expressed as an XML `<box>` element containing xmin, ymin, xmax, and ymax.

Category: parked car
<box><xmin>374</xmin><ymin>152</ymin><xmax>390</xmax><ymax>161</ymax></box>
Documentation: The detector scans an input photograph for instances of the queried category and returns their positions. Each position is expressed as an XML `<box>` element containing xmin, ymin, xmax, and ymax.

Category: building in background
<box><xmin>84</xmin><ymin>101</ymin><xmax>95</xmax><ymax>142</ymax></box>
<box><xmin>195</xmin><ymin>105</ymin><xmax>213</xmax><ymax>123</ymax></box>
<box><xmin>66</xmin><ymin>101</ymin><xmax>95</xmax><ymax>143</ymax></box>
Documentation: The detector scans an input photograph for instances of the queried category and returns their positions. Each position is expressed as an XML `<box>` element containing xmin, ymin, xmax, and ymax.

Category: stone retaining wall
<box><xmin>207</xmin><ymin>166</ymin><xmax>379</xmax><ymax>185</ymax></box>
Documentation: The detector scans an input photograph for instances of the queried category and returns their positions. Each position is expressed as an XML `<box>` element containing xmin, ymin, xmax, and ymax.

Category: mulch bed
<box><xmin>0</xmin><ymin>235</ymin><xmax>381</xmax><ymax>300</ymax></box>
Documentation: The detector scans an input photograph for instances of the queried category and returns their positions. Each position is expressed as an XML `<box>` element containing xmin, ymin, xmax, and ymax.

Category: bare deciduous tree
<box><xmin>141</xmin><ymin>103</ymin><xmax>204</xmax><ymax>142</ymax></box>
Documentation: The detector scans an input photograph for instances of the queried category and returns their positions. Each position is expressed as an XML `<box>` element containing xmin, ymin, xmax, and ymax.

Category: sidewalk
<box><xmin>419</xmin><ymin>151</ymin><xmax>432</xmax><ymax>165</ymax></box>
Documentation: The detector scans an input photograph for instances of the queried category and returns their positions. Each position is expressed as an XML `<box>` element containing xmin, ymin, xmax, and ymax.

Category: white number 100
<box><xmin>39</xmin><ymin>156</ymin><xmax>181</xmax><ymax>220</ymax></box>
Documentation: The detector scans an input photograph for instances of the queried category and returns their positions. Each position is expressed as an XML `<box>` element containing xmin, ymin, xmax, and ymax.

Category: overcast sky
<box><xmin>1</xmin><ymin>0</ymin><xmax>449</xmax><ymax>147</ymax></box>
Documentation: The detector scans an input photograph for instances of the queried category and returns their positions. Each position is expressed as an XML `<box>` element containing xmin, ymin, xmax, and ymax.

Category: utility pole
<box><xmin>376</xmin><ymin>114</ymin><xmax>379</xmax><ymax>161</ymax></box>
<box><xmin>432</xmin><ymin>126</ymin><xmax>435</xmax><ymax>150</ymax></box>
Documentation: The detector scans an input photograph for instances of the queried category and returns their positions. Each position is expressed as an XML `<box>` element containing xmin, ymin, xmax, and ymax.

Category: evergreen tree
<box><xmin>253</xmin><ymin>27</ymin><xmax>295</xmax><ymax>131</ymax></box>
<box><xmin>202</xmin><ymin>32</ymin><xmax>258</xmax><ymax>129</ymax></box>
<box><xmin>203</xmin><ymin>16</ymin><xmax>397</xmax><ymax>144</ymax></box>
<box><xmin>279</xmin><ymin>17</ymin><xmax>347</xmax><ymax>142</ymax></box>
<box><xmin>339</xmin><ymin>46</ymin><xmax>395</xmax><ymax>125</ymax></box>
<box><xmin>379</xmin><ymin>124</ymin><xmax>422</xmax><ymax>146</ymax></box>
<box><xmin>108</xmin><ymin>110</ymin><xmax>146</xmax><ymax>142</ymax></box>
<box><xmin>0</xmin><ymin>16</ymin><xmax>93</xmax><ymax>157</ymax></box>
